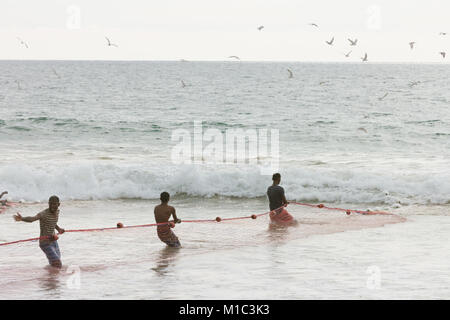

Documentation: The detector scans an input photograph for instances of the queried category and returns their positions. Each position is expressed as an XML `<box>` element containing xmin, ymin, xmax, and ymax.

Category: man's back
<box><xmin>267</xmin><ymin>185</ymin><xmax>285</xmax><ymax>211</ymax></box>
<box><xmin>154</xmin><ymin>204</ymin><xmax>174</xmax><ymax>223</ymax></box>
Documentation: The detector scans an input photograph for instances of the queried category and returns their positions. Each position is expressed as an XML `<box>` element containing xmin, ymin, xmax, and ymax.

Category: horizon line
<box><xmin>0</xmin><ymin>58</ymin><xmax>448</xmax><ymax>65</ymax></box>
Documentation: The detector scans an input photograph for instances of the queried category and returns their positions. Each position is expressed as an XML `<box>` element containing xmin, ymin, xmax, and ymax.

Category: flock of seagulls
<box><xmin>15</xmin><ymin>24</ymin><xmax>448</xmax><ymax>62</ymax></box>
<box><xmin>308</xmin><ymin>22</ymin><xmax>448</xmax><ymax>62</ymax></box>
<box><xmin>11</xmin><ymin>24</ymin><xmax>448</xmax><ymax>99</ymax></box>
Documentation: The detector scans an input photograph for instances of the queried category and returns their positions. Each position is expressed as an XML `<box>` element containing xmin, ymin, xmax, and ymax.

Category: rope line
<box><xmin>0</xmin><ymin>202</ymin><xmax>392</xmax><ymax>247</ymax></box>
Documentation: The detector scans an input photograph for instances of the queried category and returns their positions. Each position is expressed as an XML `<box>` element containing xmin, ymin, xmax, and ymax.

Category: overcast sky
<box><xmin>1</xmin><ymin>0</ymin><xmax>449</xmax><ymax>62</ymax></box>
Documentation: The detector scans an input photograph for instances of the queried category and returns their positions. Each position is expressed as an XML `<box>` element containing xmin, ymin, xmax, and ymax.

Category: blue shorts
<box><xmin>40</xmin><ymin>241</ymin><xmax>61</xmax><ymax>264</ymax></box>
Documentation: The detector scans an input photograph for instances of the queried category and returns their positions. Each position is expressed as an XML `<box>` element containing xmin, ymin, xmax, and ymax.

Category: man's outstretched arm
<box><xmin>14</xmin><ymin>212</ymin><xmax>40</xmax><ymax>222</ymax></box>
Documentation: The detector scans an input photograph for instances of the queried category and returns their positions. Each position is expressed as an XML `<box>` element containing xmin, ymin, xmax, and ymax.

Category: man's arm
<box><xmin>0</xmin><ymin>191</ymin><xmax>8</xmax><ymax>199</ymax></box>
<box><xmin>171</xmin><ymin>207</ymin><xmax>181</xmax><ymax>223</ymax></box>
<box><xmin>281</xmin><ymin>188</ymin><xmax>288</xmax><ymax>206</ymax></box>
<box><xmin>55</xmin><ymin>224</ymin><xmax>65</xmax><ymax>234</ymax></box>
<box><xmin>14</xmin><ymin>212</ymin><xmax>41</xmax><ymax>223</ymax></box>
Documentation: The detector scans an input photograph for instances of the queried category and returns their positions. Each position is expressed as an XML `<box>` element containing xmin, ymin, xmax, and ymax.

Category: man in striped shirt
<box><xmin>14</xmin><ymin>195</ymin><xmax>65</xmax><ymax>268</ymax></box>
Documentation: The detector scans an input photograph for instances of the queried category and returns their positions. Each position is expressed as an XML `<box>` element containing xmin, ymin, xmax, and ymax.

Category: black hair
<box><xmin>48</xmin><ymin>195</ymin><xmax>60</xmax><ymax>203</ymax></box>
<box><xmin>160</xmin><ymin>192</ymin><xmax>170</xmax><ymax>203</ymax></box>
<box><xmin>272</xmin><ymin>173</ymin><xmax>281</xmax><ymax>181</ymax></box>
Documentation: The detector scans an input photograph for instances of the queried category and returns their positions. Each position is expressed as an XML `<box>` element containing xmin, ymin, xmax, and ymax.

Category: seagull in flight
<box><xmin>357</xmin><ymin>128</ymin><xmax>367</xmax><ymax>133</ymax></box>
<box><xmin>309</xmin><ymin>23</ymin><xmax>319</xmax><ymax>28</ymax></box>
<box><xmin>228</xmin><ymin>56</ymin><xmax>240</xmax><ymax>60</ymax></box>
<box><xmin>325</xmin><ymin>37</ymin><xmax>334</xmax><ymax>45</ymax></box>
<box><xmin>287</xmin><ymin>69</ymin><xmax>293</xmax><ymax>78</ymax></box>
<box><xmin>51</xmin><ymin>68</ymin><xmax>60</xmax><ymax>78</ymax></box>
<box><xmin>17</xmin><ymin>37</ymin><xmax>29</xmax><ymax>48</ymax></box>
<box><xmin>344</xmin><ymin>50</ymin><xmax>352</xmax><ymax>58</ymax></box>
<box><xmin>348</xmin><ymin>38</ymin><xmax>358</xmax><ymax>46</ymax></box>
<box><xmin>409</xmin><ymin>42</ymin><xmax>416</xmax><ymax>50</ymax></box>
<box><xmin>257</xmin><ymin>26</ymin><xmax>264</xmax><ymax>31</ymax></box>
<box><xmin>181</xmin><ymin>80</ymin><xmax>186</xmax><ymax>88</ymax></box>
<box><xmin>105</xmin><ymin>37</ymin><xmax>118</xmax><ymax>47</ymax></box>
<box><xmin>361</xmin><ymin>53</ymin><xmax>368</xmax><ymax>62</ymax></box>
<box><xmin>378</xmin><ymin>92</ymin><xmax>389</xmax><ymax>101</ymax></box>
<box><xmin>439</xmin><ymin>51</ymin><xmax>446</xmax><ymax>58</ymax></box>
<box><xmin>14</xmin><ymin>80</ymin><xmax>22</xmax><ymax>90</ymax></box>
<box><xmin>409</xmin><ymin>81</ymin><xmax>421</xmax><ymax>88</ymax></box>
<box><xmin>439</xmin><ymin>32</ymin><xmax>447</xmax><ymax>36</ymax></box>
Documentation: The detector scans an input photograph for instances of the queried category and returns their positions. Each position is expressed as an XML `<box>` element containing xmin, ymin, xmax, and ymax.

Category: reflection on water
<box><xmin>151</xmin><ymin>246</ymin><xmax>180</xmax><ymax>276</ymax></box>
<box><xmin>38</xmin><ymin>266</ymin><xmax>62</xmax><ymax>296</ymax></box>
<box><xmin>267</xmin><ymin>222</ymin><xmax>298</xmax><ymax>244</ymax></box>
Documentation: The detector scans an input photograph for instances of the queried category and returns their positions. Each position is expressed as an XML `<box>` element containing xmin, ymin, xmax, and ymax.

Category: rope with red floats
<box><xmin>0</xmin><ymin>202</ymin><xmax>392</xmax><ymax>247</ymax></box>
<box><xmin>288</xmin><ymin>201</ymin><xmax>392</xmax><ymax>215</ymax></box>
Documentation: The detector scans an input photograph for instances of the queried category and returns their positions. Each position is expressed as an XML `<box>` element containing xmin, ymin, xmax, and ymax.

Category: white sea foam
<box><xmin>1</xmin><ymin>161</ymin><xmax>449</xmax><ymax>205</ymax></box>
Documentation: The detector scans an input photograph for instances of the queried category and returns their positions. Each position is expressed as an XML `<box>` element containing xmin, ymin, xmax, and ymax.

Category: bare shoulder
<box><xmin>37</xmin><ymin>208</ymin><xmax>48</xmax><ymax>217</ymax></box>
<box><xmin>168</xmin><ymin>205</ymin><xmax>176</xmax><ymax>213</ymax></box>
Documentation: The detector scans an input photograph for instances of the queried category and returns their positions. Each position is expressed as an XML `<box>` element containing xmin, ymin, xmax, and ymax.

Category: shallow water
<box><xmin>2</xmin><ymin>200</ymin><xmax>449</xmax><ymax>299</ymax></box>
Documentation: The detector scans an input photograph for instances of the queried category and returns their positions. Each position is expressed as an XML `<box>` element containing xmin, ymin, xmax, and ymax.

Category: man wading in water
<box><xmin>13</xmin><ymin>195</ymin><xmax>65</xmax><ymax>268</ymax></box>
<box><xmin>267</xmin><ymin>173</ymin><xmax>296</xmax><ymax>225</ymax></box>
<box><xmin>154</xmin><ymin>192</ymin><xmax>182</xmax><ymax>248</ymax></box>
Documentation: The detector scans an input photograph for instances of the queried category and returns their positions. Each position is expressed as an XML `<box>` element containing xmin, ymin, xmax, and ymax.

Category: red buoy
<box><xmin>51</xmin><ymin>234</ymin><xmax>59</xmax><ymax>241</ymax></box>
<box><xmin>216</xmin><ymin>217</ymin><xmax>221</xmax><ymax>222</ymax></box>
<box><xmin>169</xmin><ymin>222</ymin><xmax>175</xmax><ymax>228</ymax></box>
<box><xmin>117</xmin><ymin>222</ymin><xmax>124</xmax><ymax>228</ymax></box>
<box><xmin>251</xmin><ymin>214</ymin><xmax>257</xmax><ymax>219</ymax></box>
<box><xmin>318</xmin><ymin>204</ymin><xmax>324</xmax><ymax>208</ymax></box>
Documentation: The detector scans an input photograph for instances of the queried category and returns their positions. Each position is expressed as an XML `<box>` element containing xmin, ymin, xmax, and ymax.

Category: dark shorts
<box><xmin>40</xmin><ymin>241</ymin><xmax>61</xmax><ymax>264</ymax></box>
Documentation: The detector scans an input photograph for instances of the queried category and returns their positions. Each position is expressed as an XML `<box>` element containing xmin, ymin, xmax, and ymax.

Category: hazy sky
<box><xmin>1</xmin><ymin>0</ymin><xmax>449</xmax><ymax>62</ymax></box>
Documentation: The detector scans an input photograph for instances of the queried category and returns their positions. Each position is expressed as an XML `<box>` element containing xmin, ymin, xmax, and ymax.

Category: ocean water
<box><xmin>0</xmin><ymin>61</ymin><xmax>449</xmax><ymax>299</ymax></box>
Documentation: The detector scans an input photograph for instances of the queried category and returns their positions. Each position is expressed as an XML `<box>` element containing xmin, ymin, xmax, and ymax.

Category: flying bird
<box><xmin>228</xmin><ymin>56</ymin><xmax>240</xmax><ymax>60</ymax></box>
<box><xmin>51</xmin><ymin>68</ymin><xmax>60</xmax><ymax>78</ymax></box>
<box><xmin>409</xmin><ymin>81</ymin><xmax>421</xmax><ymax>88</ymax></box>
<box><xmin>319</xmin><ymin>81</ymin><xmax>329</xmax><ymax>85</ymax></box>
<box><xmin>344</xmin><ymin>50</ymin><xmax>352</xmax><ymax>58</ymax></box>
<box><xmin>348</xmin><ymin>38</ymin><xmax>358</xmax><ymax>46</ymax></box>
<box><xmin>181</xmin><ymin>80</ymin><xmax>186</xmax><ymax>88</ymax></box>
<box><xmin>325</xmin><ymin>37</ymin><xmax>334</xmax><ymax>45</ymax></box>
<box><xmin>105</xmin><ymin>37</ymin><xmax>118</xmax><ymax>47</ymax></box>
<box><xmin>287</xmin><ymin>69</ymin><xmax>293</xmax><ymax>78</ymax></box>
<box><xmin>409</xmin><ymin>42</ymin><xmax>416</xmax><ymax>50</ymax></box>
<box><xmin>439</xmin><ymin>32</ymin><xmax>447</xmax><ymax>36</ymax></box>
<box><xmin>257</xmin><ymin>26</ymin><xmax>264</xmax><ymax>31</ymax></box>
<box><xmin>357</xmin><ymin>128</ymin><xmax>367</xmax><ymax>133</ymax></box>
<box><xmin>14</xmin><ymin>80</ymin><xmax>22</xmax><ymax>90</ymax></box>
<box><xmin>378</xmin><ymin>92</ymin><xmax>389</xmax><ymax>101</ymax></box>
<box><xmin>361</xmin><ymin>53</ymin><xmax>368</xmax><ymax>62</ymax></box>
<box><xmin>439</xmin><ymin>52</ymin><xmax>446</xmax><ymax>58</ymax></box>
<box><xmin>309</xmin><ymin>23</ymin><xmax>319</xmax><ymax>28</ymax></box>
<box><xmin>17</xmin><ymin>37</ymin><xmax>29</xmax><ymax>48</ymax></box>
